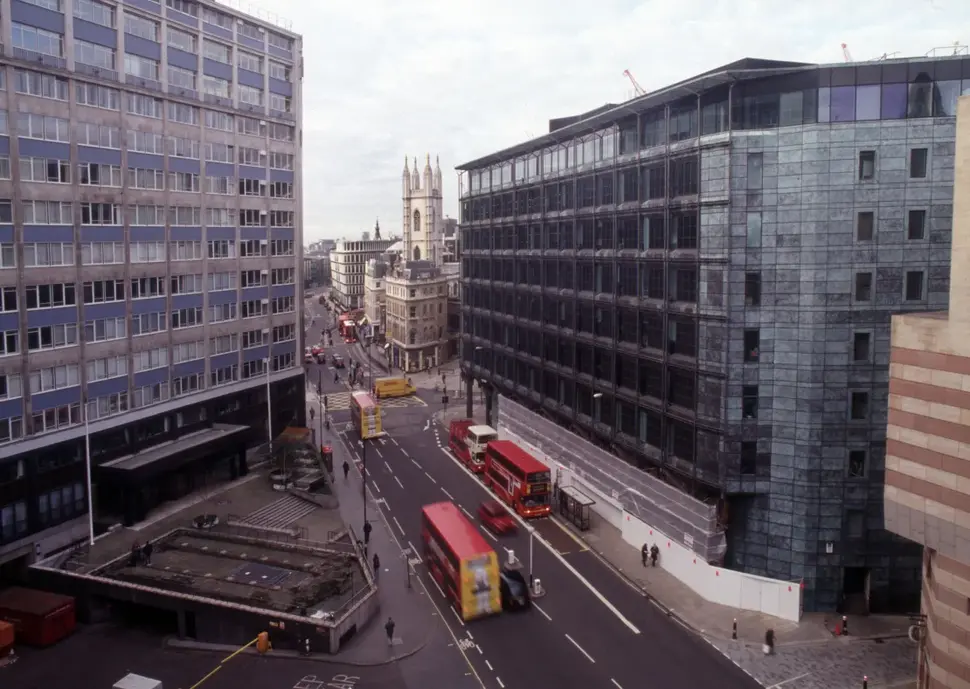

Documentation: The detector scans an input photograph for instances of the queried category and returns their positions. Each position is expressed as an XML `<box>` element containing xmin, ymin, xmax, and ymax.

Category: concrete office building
<box><xmin>458</xmin><ymin>54</ymin><xmax>969</xmax><ymax>612</ymax></box>
<box><xmin>0</xmin><ymin>0</ymin><xmax>303</xmax><ymax>573</ymax></box>
<box><xmin>885</xmin><ymin>95</ymin><xmax>970</xmax><ymax>689</ymax></box>
<box><xmin>328</xmin><ymin>224</ymin><xmax>396</xmax><ymax>310</ymax></box>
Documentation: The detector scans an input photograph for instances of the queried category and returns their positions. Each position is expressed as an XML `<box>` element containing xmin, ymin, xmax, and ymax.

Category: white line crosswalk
<box><xmin>308</xmin><ymin>390</ymin><xmax>427</xmax><ymax>412</ymax></box>
<box><xmin>244</xmin><ymin>494</ymin><xmax>316</xmax><ymax>529</ymax></box>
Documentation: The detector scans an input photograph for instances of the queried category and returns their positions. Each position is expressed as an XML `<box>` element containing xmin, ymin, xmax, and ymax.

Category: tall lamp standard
<box><xmin>82</xmin><ymin>395</ymin><xmax>95</xmax><ymax>546</ymax></box>
<box><xmin>264</xmin><ymin>357</ymin><xmax>274</xmax><ymax>467</ymax></box>
<box><xmin>592</xmin><ymin>392</ymin><xmax>603</xmax><ymax>425</ymax></box>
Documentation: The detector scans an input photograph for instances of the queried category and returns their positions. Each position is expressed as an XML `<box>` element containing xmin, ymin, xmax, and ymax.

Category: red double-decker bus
<box><xmin>483</xmin><ymin>440</ymin><xmax>552</xmax><ymax>518</ymax></box>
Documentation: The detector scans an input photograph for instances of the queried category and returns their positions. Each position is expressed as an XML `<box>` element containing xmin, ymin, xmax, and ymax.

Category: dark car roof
<box><xmin>481</xmin><ymin>500</ymin><xmax>505</xmax><ymax>515</ymax></box>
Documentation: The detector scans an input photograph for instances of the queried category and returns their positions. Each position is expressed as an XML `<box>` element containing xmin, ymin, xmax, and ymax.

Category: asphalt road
<box><xmin>330</xmin><ymin>406</ymin><xmax>762</xmax><ymax>689</ymax></box>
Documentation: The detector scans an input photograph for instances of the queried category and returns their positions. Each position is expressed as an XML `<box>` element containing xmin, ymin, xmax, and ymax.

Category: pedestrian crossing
<box><xmin>244</xmin><ymin>494</ymin><xmax>316</xmax><ymax>529</ymax></box>
<box><xmin>308</xmin><ymin>390</ymin><xmax>427</xmax><ymax>412</ymax></box>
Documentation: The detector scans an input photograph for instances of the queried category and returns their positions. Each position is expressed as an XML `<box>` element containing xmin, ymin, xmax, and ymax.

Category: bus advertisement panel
<box><xmin>421</xmin><ymin>502</ymin><xmax>501</xmax><ymax>622</ymax></box>
<box><xmin>351</xmin><ymin>391</ymin><xmax>381</xmax><ymax>439</ymax></box>
<box><xmin>484</xmin><ymin>440</ymin><xmax>552</xmax><ymax>518</ymax></box>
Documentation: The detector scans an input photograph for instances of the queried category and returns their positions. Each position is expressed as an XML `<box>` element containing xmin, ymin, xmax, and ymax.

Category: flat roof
<box><xmin>487</xmin><ymin>440</ymin><xmax>550</xmax><ymax>475</ymax></box>
<box><xmin>422</xmin><ymin>501</ymin><xmax>494</xmax><ymax>561</ymax></box>
<box><xmin>561</xmin><ymin>485</ymin><xmax>595</xmax><ymax>507</ymax></box>
<box><xmin>101</xmin><ymin>424</ymin><xmax>248</xmax><ymax>471</ymax></box>
<box><xmin>468</xmin><ymin>425</ymin><xmax>497</xmax><ymax>436</ymax></box>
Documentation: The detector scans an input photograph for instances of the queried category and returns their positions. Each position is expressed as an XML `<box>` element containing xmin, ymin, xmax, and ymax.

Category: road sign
<box><xmin>442</xmin><ymin>395</ymin><xmax>449</xmax><ymax>404</ymax></box>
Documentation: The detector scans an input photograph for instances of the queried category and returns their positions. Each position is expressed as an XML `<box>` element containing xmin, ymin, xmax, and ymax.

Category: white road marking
<box><xmin>394</xmin><ymin>476</ymin><xmax>404</xmax><ymax>489</ymax></box>
<box><xmin>476</xmin><ymin>644</ymin><xmax>482</xmax><ymax>655</ymax></box>
<box><xmin>482</xmin><ymin>528</ymin><xmax>497</xmax><ymax>542</ymax></box>
<box><xmin>533</xmin><ymin>602</ymin><xmax>551</xmax><ymax>621</ymax></box>
<box><xmin>461</xmin><ymin>506</ymin><xmax>473</xmax><ymax>518</ymax></box>
<box><xmin>437</xmin><ymin>446</ymin><xmax>641</xmax><ymax>635</ymax></box>
<box><xmin>442</xmin><ymin>488</ymin><xmax>455</xmax><ymax>500</ymax></box>
<box><xmin>767</xmin><ymin>672</ymin><xmax>812</xmax><ymax>689</ymax></box>
<box><xmin>466</xmin><ymin>631</ymin><xmax>474</xmax><ymax>640</ymax></box>
<box><xmin>374</xmin><ymin>447</ymin><xmax>383</xmax><ymax>458</ymax></box>
<box><xmin>380</xmin><ymin>439</ymin><xmax>387</xmax><ymax>446</ymax></box>
<box><xmin>411</xmin><ymin>458</ymin><xmax>422</xmax><ymax>469</ymax></box>
<box><xmin>565</xmin><ymin>634</ymin><xmax>595</xmax><ymax>663</ymax></box>
<box><xmin>373</xmin><ymin>482</ymin><xmax>381</xmax><ymax>493</ymax></box>
<box><xmin>485</xmin><ymin>660</ymin><xmax>493</xmax><ymax>671</ymax></box>
<box><xmin>451</xmin><ymin>608</ymin><xmax>466</xmax><ymax>627</ymax></box>
<box><xmin>497</xmin><ymin>679</ymin><xmax>504</xmax><ymax>689</ymax></box>
<box><xmin>392</xmin><ymin>516</ymin><xmax>405</xmax><ymax>536</ymax></box>
<box><xmin>408</xmin><ymin>540</ymin><xmax>419</xmax><ymax>556</ymax></box>
<box><xmin>391</xmin><ymin>437</ymin><xmax>399</xmax><ymax>446</ymax></box>
<box><xmin>425</xmin><ymin>471</ymin><xmax>437</xmax><ymax>484</ymax></box>
<box><xmin>384</xmin><ymin>460</ymin><xmax>392</xmax><ymax>472</ymax></box>
<box><xmin>611</xmin><ymin>680</ymin><xmax>623</xmax><ymax>689</ymax></box>
<box><xmin>401</xmin><ymin>448</ymin><xmax>409</xmax><ymax>457</ymax></box>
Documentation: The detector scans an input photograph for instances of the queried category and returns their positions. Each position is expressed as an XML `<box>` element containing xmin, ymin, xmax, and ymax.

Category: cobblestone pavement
<box><xmin>708</xmin><ymin>635</ymin><xmax>917</xmax><ymax>689</ymax></box>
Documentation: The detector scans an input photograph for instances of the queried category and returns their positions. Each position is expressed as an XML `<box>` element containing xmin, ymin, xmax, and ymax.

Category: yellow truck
<box><xmin>373</xmin><ymin>377</ymin><xmax>416</xmax><ymax>400</ymax></box>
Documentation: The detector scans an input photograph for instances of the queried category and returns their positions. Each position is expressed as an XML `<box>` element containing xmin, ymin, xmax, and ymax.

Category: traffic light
<box><xmin>256</xmin><ymin>631</ymin><xmax>271</xmax><ymax>654</ymax></box>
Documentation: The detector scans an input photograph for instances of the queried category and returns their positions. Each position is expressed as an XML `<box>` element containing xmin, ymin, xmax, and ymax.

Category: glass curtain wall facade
<box><xmin>459</xmin><ymin>56</ymin><xmax>970</xmax><ymax>611</ymax></box>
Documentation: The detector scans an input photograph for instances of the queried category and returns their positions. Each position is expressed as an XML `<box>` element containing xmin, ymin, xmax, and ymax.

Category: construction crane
<box><xmin>841</xmin><ymin>43</ymin><xmax>853</xmax><ymax>62</ymax></box>
<box><xmin>623</xmin><ymin>69</ymin><xmax>646</xmax><ymax>97</ymax></box>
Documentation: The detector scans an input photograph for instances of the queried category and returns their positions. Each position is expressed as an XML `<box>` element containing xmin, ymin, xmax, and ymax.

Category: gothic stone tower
<box><xmin>402</xmin><ymin>154</ymin><xmax>444</xmax><ymax>265</ymax></box>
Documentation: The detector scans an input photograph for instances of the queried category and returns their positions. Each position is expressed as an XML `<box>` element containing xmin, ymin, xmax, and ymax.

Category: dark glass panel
<box><xmin>935</xmin><ymin>80</ymin><xmax>961</xmax><ymax>116</ymax></box>
<box><xmin>830</xmin><ymin>86</ymin><xmax>856</xmax><ymax>122</ymax></box>
<box><xmin>802</xmin><ymin>88</ymin><xmax>818</xmax><ymax>124</ymax></box>
<box><xmin>881</xmin><ymin>83</ymin><xmax>907</xmax><ymax>119</ymax></box>
<box><xmin>908</xmin><ymin>78</ymin><xmax>933</xmax><ymax>118</ymax></box>
<box><xmin>830</xmin><ymin>67</ymin><xmax>856</xmax><ymax>87</ymax></box>
<box><xmin>856</xmin><ymin>64</ymin><xmax>881</xmax><ymax>86</ymax></box>
<box><xmin>779</xmin><ymin>91</ymin><xmax>803</xmax><ymax>126</ymax></box>
<box><xmin>855</xmin><ymin>84</ymin><xmax>881</xmax><ymax>120</ymax></box>
<box><xmin>818</xmin><ymin>87</ymin><xmax>831</xmax><ymax>123</ymax></box>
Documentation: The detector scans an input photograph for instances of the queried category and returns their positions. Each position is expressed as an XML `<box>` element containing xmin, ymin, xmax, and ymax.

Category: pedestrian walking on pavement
<box><xmin>142</xmin><ymin>541</ymin><xmax>154</xmax><ymax>565</ymax></box>
<box><xmin>342</xmin><ymin>460</ymin><xmax>350</xmax><ymax>480</ymax></box>
<box><xmin>363</xmin><ymin>520</ymin><xmax>373</xmax><ymax>545</ymax></box>
<box><xmin>372</xmin><ymin>552</ymin><xmax>380</xmax><ymax>581</ymax></box>
<box><xmin>641</xmin><ymin>543</ymin><xmax>648</xmax><ymax>567</ymax></box>
<box><xmin>385</xmin><ymin>617</ymin><xmax>395</xmax><ymax>646</ymax></box>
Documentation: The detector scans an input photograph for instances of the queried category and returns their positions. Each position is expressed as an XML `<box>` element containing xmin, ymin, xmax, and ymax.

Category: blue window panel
<box><xmin>132</xmin><ymin>297</ymin><xmax>165</xmax><ymax>315</ymax></box>
<box><xmin>206</xmin><ymin>227</ymin><xmax>236</xmax><ymax>241</ymax></box>
<box><xmin>202</xmin><ymin>23</ymin><xmax>232</xmax><ymax>41</ymax></box>
<box><xmin>269</xmin><ymin>78</ymin><xmax>292</xmax><ymax>98</ymax></box>
<box><xmin>239</xmin><ymin>165</ymin><xmax>266</xmax><ymax>180</ymax></box>
<box><xmin>270</xmin><ymin>169</ymin><xmax>294</xmax><ymax>183</ymax></box>
<box><xmin>73</xmin><ymin>18</ymin><xmax>117</xmax><ymax>48</ymax></box>
<box><xmin>130</xmin><ymin>226</ymin><xmax>165</xmax><ymax>241</ymax></box>
<box><xmin>127</xmin><ymin>0</ymin><xmax>161</xmax><ymax>15</ymax></box>
<box><xmin>0</xmin><ymin>398</ymin><xmax>23</xmax><ymax>421</ymax></box>
<box><xmin>88</xmin><ymin>376</ymin><xmax>129</xmax><ymax>399</ymax></box>
<box><xmin>238</xmin><ymin>35</ymin><xmax>263</xmax><ymax>51</ymax></box>
<box><xmin>0</xmin><ymin>313</ymin><xmax>17</xmax><ymax>330</ymax></box>
<box><xmin>166</xmin><ymin>7</ymin><xmax>198</xmax><ymax>28</ymax></box>
<box><xmin>0</xmin><ymin>138</ymin><xmax>10</xmax><ymax>156</ymax></box>
<box><xmin>0</xmin><ymin>227</ymin><xmax>13</xmax><ymax>243</ymax></box>
<box><xmin>268</xmin><ymin>45</ymin><xmax>292</xmax><ymax>61</ymax></box>
<box><xmin>173</xmin><ymin>359</ymin><xmax>205</xmax><ymax>378</ymax></box>
<box><xmin>240</xmin><ymin>227</ymin><xmax>267</xmax><ymax>240</ymax></box>
<box><xmin>202</xmin><ymin>58</ymin><xmax>232</xmax><ymax>81</ymax></box>
<box><xmin>79</xmin><ymin>226</ymin><xmax>124</xmax><ymax>241</ymax></box>
<box><xmin>27</xmin><ymin>307</ymin><xmax>78</xmax><ymax>328</ymax></box>
<box><xmin>270</xmin><ymin>285</ymin><xmax>294</xmax><ymax>299</ymax></box>
<box><xmin>243</xmin><ymin>345</ymin><xmax>269</xmax><ymax>363</ymax></box>
<box><xmin>208</xmin><ymin>291</ymin><xmax>236</xmax><ymax>306</ymax></box>
<box><xmin>237</xmin><ymin>68</ymin><xmax>263</xmax><ymax>90</ymax></box>
<box><xmin>271</xmin><ymin>341</ymin><xmax>295</xmax><ymax>357</ymax></box>
<box><xmin>128</xmin><ymin>152</ymin><xmax>164</xmax><ymax>169</ymax></box>
<box><xmin>19</xmin><ymin>139</ymin><xmax>70</xmax><ymax>159</ymax></box>
<box><xmin>210</xmin><ymin>352</ymin><xmax>238</xmax><ymax>370</ymax></box>
<box><xmin>170</xmin><ymin>226</ymin><xmax>201</xmax><ymax>241</ymax></box>
<box><xmin>23</xmin><ymin>225</ymin><xmax>74</xmax><ymax>242</ymax></box>
<box><xmin>11</xmin><ymin>0</ymin><xmax>65</xmax><ymax>33</ymax></box>
<box><xmin>271</xmin><ymin>228</ymin><xmax>294</xmax><ymax>241</ymax></box>
<box><xmin>78</xmin><ymin>145</ymin><xmax>121</xmax><ymax>165</ymax></box>
<box><xmin>205</xmin><ymin>161</ymin><xmax>234</xmax><ymax>177</ymax></box>
<box><xmin>32</xmin><ymin>386</ymin><xmax>82</xmax><ymax>410</ymax></box>
<box><xmin>84</xmin><ymin>301</ymin><xmax>126</xmax><ymax>320</ymax></box>
<box><xmin>167</xmin><ymin>47</ymin><xmax>197</xmax><ymax>72</ymax></box>
<box><xmin>241</xmin><ymin>286</ymin><xmax>268</xmax><ymax>301</ymax></box>
<box><xmin>172</xmin><ymin>293</ymin><xmax>203</xmax><ymax>310</ymax></box>
<box><xmin>133</xmin><ymin>368</ymin><xmax>168</xmax><ymax>388</ymax></box>
<box><xmin>169</xmin><ymin>156</ymin><xmax>200</xmax><ymax>174</ymax></box>
<box><xmin>124</xmin><ymin>34</ymin><xmax>161</xmax><ymax>61</ymax></box>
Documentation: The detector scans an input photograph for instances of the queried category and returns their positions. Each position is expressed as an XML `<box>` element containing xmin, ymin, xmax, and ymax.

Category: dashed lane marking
<box><xmin>611</xmin><ymin>680</ymin><xmax>623</xmax><ymax>689</ymax></box>
<box><xmin>392</xmin><ymin>516</ymin><xmax>405</xmax><ymax>536</ymax></box>
<box><xmin>394</xmin><ymin>475</ymin><xmax>404</xmax><ymax>489</ymax></box>
<box><xmin>374</xmin><ymin>447</ymin><xmax>383</xmax><ymax>458</ymax></box>
<box><xmin>425</xmin><ymin>471</ymin><xmax>437</xmax><ymax>484</ymax></box>
<box><xmin>497</xmin><ymin>679</ymin><xmax>505</xmax><ymax>689</ymax></box>
<box><xmin>485</xmin><ymin>660</ymin><xmax>493</xmax><ymax>671</ymax></box>
<box><xmin>565</xmin><ymin>634</ymin><xmax>595</xmax><ymax>663</ymax></box>
<box><xmin>461</xmin><ymin>506</ymin><xmax>473</xmax><ymax>519</ymax></box>
<box><xmin>442</xmin><ymin>488</ymin><xmax>455</xmax><ymax>500</ymax></box>
<box><xmin>411</xmin><ymin>458</ymin><xmax>422</xmax><ymax>469</ymax></box>
<box><xmin>384</xmin><ymin>460</ymin><xmax>392</xmax><ymax>472</ymax></box>
<box><xmin>533</xmin><ymin>603</ymin><xmax>552</xmax><ymax>621</ymax></box>
<box><xmin>451</xmin><ymin>608</ymin><xmax>465</xmax><ymax>627</ymax></box>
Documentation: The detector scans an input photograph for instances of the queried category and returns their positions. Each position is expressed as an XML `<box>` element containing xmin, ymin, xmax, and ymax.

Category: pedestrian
<box><xmin>650</xmin><ymin>543</ymin><xmax>659</xmax><ymax>567</ymax></box>
<box><xmin>333</xmin><ymin>371</ymin><xmax>338</xmax><ymax>384</ymax></box>
<box><xmin>342</xmin><ymin>460</ymin><xmax>350</xmax><ymax>480</ymax></box>
<box><xmin>384</xmin><ymin>617</ymin><xmax>395</xmax><ymax>646</ymax></box>
<box><xmin>641</xmin><ymin>543</ymin><xmax>648</xmax><ymax>567</ymax></box>
<box><xmin>372</xmin><ymin>552</ymin><xmax>381</xmax><ymax>581</ymax></box>
<box><xmin>130</xmin><ymin>542</ymin><xmax>140</xmax><ymax>567</ymax></box>
<box><xmin>142</xmin><ymin>540</ymin><xmax>154</xmax><ymax>565</ymax></box>
<box><xmin>363</xmin><ymin>520</ymin><xmax>372</xmax><ymax>545</ymax></box>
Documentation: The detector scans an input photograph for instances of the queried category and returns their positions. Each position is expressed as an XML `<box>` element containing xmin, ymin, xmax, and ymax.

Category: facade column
<box><xmin>465</xmin><ymin>373</ymin><xmax>473</xmax><ymax>418</ymax></box>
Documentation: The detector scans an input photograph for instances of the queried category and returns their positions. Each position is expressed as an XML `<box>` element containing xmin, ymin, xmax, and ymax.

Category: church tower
<box><xmin>402</xmin><ymin>153</ymin><xmax>445</xmax><ymax>265</ymax></box>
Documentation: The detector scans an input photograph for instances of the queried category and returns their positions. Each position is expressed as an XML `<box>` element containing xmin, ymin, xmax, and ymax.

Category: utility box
<box><xmin>113</xmin><ymin>673</ymin><xmax>163</xmax><ymax>689</ymax></box>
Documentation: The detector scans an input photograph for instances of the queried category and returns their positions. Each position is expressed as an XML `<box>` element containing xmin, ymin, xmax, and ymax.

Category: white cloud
<box><xmin>257</xmin><ymin>0</ymin><xmax>966</xmax><ymax>241</ymax></box>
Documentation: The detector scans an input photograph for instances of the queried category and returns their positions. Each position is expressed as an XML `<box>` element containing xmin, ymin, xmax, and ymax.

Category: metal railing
<box><xmin>214</xmin><ymin>0</ymin><xmax>294</xmax><ymax>31</ymax></box>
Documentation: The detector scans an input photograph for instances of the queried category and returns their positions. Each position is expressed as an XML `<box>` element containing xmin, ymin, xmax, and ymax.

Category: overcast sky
<box><xmin>247</xmin><ymin>0</ymin><xmax>965</xmax><ymax>242</ymax></box>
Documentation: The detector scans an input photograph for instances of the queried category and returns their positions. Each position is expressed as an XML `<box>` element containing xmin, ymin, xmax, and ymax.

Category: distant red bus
<box><xmin>483</xmin><ymin>440</ymin><xmax>552</xmax><ymax>518</ymax></box>
<box><xmin>448</xmin><ymin>420</ymin><xmax>497</xmax><ymax>474</ymax></box>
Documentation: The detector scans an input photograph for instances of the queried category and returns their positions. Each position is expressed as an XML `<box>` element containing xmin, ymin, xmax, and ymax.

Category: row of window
<box><xmin>0</xmin><ymin>482</ymin><xmax>85</xmax><ymax>544</ymax></box>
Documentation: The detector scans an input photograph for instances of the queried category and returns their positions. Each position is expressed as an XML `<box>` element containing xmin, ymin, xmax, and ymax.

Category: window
<box><xmin>0</xmin><ymin>113</ymin><xmax>7</xmax><ymax>136</ymax></box>
<box><xmin>132</xmin><ymin>312</ymin><xmax>165</xmax><ymax>336</ymax></box>
<box><xmin>12</xmin><ymin>23</ymin><xmax>64</xmax><ymax>58</ymax></box>
<box><xmin>25</xmin><ymin>283</ymin><xmax>76</xmax><ymax>309</ymax></box>
<box><xmin>269</xmin><ymin>181</ymin><xmax>293</xmax><ymax>198</ymax></box>
<box><xmin>202</xmin><ymin>7</ymin><xmax>232</xmax><ymax>28</ymax></box>
<box><xmin>16</xmin><ymin>69</ymin><xmax>68</xmax><ymax>101</ymax></box>
<box><xmin>910</xmin><ymin>148</ymin><xmax>928</xmax><ymax>179</ymax></box>
<box><xmin>20</xmin><ymin>157</ymin><xmax>70</xmax><ymax>183</ymax></box>
<box><xmin>742</xmin><ymin>272</ymin><xmax>761</xmax><ymax>307</ymax></box>
<box><xmin>849</xmin><ymin>391</ymin><xmax>869</xmax><ymax>421</ymax></box>
<box><xmin>743</xmin><ymin>329</ymin><xmax>759</xmax><ymax>362</ymax></box>
<box><xmin>172</xmin><ymin>373</ymin><xmax>205</xmax><ymax>398</ymax></box>
<box><xmin>0</xmin><ymin>287</ymin><xmax>16</xmax><ymax>312</ymax></box>
<box><xmin>87</xmin><ymin>355</ymin><xmax>127</xmax><ymax>382</ymax></box>
<box><xmin>211</xmin><ymin>366</ymin><xmax>238</xmax><ymax>387</ymax></box>
<box><xmin>269</xmin><ymin>93</ymin><xmax>291</xmax><ymax>113</ymax></box>
<box><xmin>236</xmin><ymin>116</ymin><xmax>261</xmax><ymax>136</ymax></box>
<box><xmin>81</xmin><ymin>241</ymin><xmax>124</xmax><ymax>264</ymax></box>
<box><xmin>241</xmin><ymin>270</ymin><xmax>265</xmax><ymax>287</ymax></box>
<box><xmin>208</xmin><ymin>303</ymin><xmax>236</xmax><ymax>323</ymax></box>
<box><xmin>237</xmin><ymin>51</ymin><xmax>263</xmax><ymax>73</ymax></box>
<box><xmin>206</xmin><ymin>208</ymin><xmax>236</xmax><ymax>226</ymax></box>
<box><xmin>238</xmin><ymin>85</ymin><xmax>263</xmax><ymax>106</ymax></box>
<box><xmin>0</xmin><ymin>330</ymin><xmax>19</xmax><ymax>357</ymax></box>
<box><xmin>208</xmin><ymin>272</ymin><xmax>236</xmax><ymax>291</ymax></box>
<box><xmin>210</xmin><ymin>334</ymin><xmax>238</xmax><ymax>354</ymax></box>
<box><xmin>269</xmin><ymin>152</ymin><xmax>294</xmax><ymax>170</ymax></box>
<box><xmin>270</xmin><ymin>210</ymin><xmax>294</xmax><ymax>227</ymax></box>
<box><xmin>87</xmin><ymin>392</ymin><xmax>127</xmax><ymax>420</ymax></box>
<box><xmin>240</xmin><ymin>240</ymin><xmax>267</xmax><ymax>257</ymax></box>
<box><xmin>169</xmin><ymin>172</ymin><xmax>200</xmax><ymax>192</ymax></box>
<box><xmin>0</xmin><ymin>373</ymin><xmax>23</xmax><ymax>400</ymax></box>
<box><xmin>167</xmin><ymin>0</ymin><xmax>198</xmax><ymax>16</ymax></box>
<box><xmin>272</xmin><ymin>296</ymin><xmax>294</xmax><ymax>314</ymax></box>
<box><xmin>124</xmin><ymin>54</ymin><xmax>160</xmax><ymax>81</ymax></box>
<box><xmin>128</xmin><ymin>167</ymin><xmax>165</xmax><ymax>190</ymax></box>
<box><xmin>171</xmin><ymin>307</ymin><xmax>203</xmax><ymax>329</ymax></box>
<box><xmin>272</xmin><ymin>324</ymin><xmax>295</xmax><ymax>343</ymax></box>
<box><xmin>24</xmin><ymin>201</ymin><xmax>72</xmax><ymax>224</ymax></box>
<box><xmin>208</xmin><ymin>240</ymin><xmax>236</xmax><ymax>259</ymax></box>
<box><xmin>28</xmin><ymin>365</ymin><xmax>80</xmax><ymax>393</ymax></box>
<box><xmin>27</xmin><ymin>324</ymin><xmax>78</xmax><ymax>351</ymax></box>
<box><xmin>745</xmin><ymin>212</ymin><xmax>762</xmax><ymax>248</ymax></box>
<box><xmin>238</xmin><ymin>146</ymin><xmax>261</xmax><ymax>165</ymax></box>
<box><xmin>905</xmin><ymin>270</ymin><xmax>925</xmax><ymax>302</ymax></box>
<box><xmin>205</xmin><ymin>142</ymin><xmax>234</xmax><ymax>163</ymax></box>
<box><xmin>24</xmin><ymin>239</ymin><xmax>73</xmax><ymax>263</ymax></box>
<box><xmin>131</xmin><ymin>382</ymin><xmax>169</xmax><ymax>408</ymax></box>
<box><xmin>75</xmin><ymin>0</ymin><xmax>115</xmax><ymax>28</ymax></box>
<box><xmin>31</xmin><ymin>404</ymin><xmax>81</xmax><ymax>434</ymax></box>
<box><xmin>741</xmin><ymin>385</ymin><xmax>758</xmax><ymax>419</ymax></box>
<box><xmin>169</xmin><ymin>206</ymin><xmax>201</xmax><ymax>226</ymax></box>
<box><xmin>858</xmin><ymin>150</ymin><xmax>875</xmax><ymax>180</ymax></box>
<box><xmin>130</xmin><ymin>276</ymin><xmax>165</xmax><ymax>299</ymax></box>
<box><xmin>853</xmin><ymin>332</ymin><xmax>871</xmax><ymax>362</ymax></box>
<box><xmin>124</xmin><ymin>14</ymin><xmax>159</xmax><ymax>42</ymax></box>
<box><xmin>268</xmin><ymin>33</ymin><xmax>293</xmax><ymax>52</ymax></box>
<box><xmin>0</xmin><ymin>244</ymin><xmax>13</xmax><ymax>269</ymax></box>
<box><xmin>268</xmin><ymin>61</ymin><xmax>291</xmax><ymax>81</ymax></box>
<box><xmin>127</xmin><ymin>93</ymin><xmax>163</xmax><ymax>118</ymax></box>
<box><xmin>82</xmin><ymin>279</ymin><xmax>124</xmax><ymax>304</ymax></box>
<box><xmin>242</xmin><ymin>329</ymin><xmax>265</xmax><ymax>348</ymax></box>
<box><xmin>746</xmin><ymin>153</ymin><xmax>763</xmax><ymax>190</ymax></box>
<box><xmin>127</xmin><ymin>130</ymin><xmax>164</xmax><ymax>154</ymax></box>
<box><xmin>81</xmin><ymin>202</ymin><xmax>121</xmax><ymax>225</ymax></box>
<box><xmin>241</xmin><ymin>300</ymin><xmax>267</xmax><ymax>318</ymax></box>
<box><xmin>203</xmin><ymin>76</ymin><xmax>230</xmax><ymax>99</ymax></box>
<box><xmin>172</xmin><ymin>341</ymin><xmax>204</xmax><ymax>364</ymax></box>
<box><xmin>205</xmin><ymin>110</ymin><xmax>234</xmax><ymax>131</ymax></box>
<box><xmin>168</xmin><ymin>102</ymin><xmax>200</xmax><ymax>125</ymax></box>
<box><xmin>239</xmin><ymin>179</ymin><xmax>264</xmax><ymax>197</ymax></box>
<box><xmin>206</xmin><ymin>176</ymin><xmax>233</xmax><ymax>195</ymax></box>
<box><xmin>129</xmin><ymin>241</ymin><xmax>165</xmax><ymax>263</ymax></box>
<box><xmin>168</xmin><ymin>65</ymin><xmax>196</xmax><ymax>91</ymax></box>
<box><xmin>271</xmin><ymin>268</ymin><xmax>294</xmax><ymax>285</ymax></box>
<box><xmin>203</xmin><ymin>40</ymin><xmax>231</xmax><ymax>64</ymax></box>
<box><xmin>857</xmin><ymin>211</ymin><xmax>874</xmax><ymax>241</ymax></box>
<box><xmin>907</xmin><ymin>210</ymin><xmax>926</xmax><ymax>240</ymax></box>
<box><xmin>269</xmin><ymin>122</ymin><xmax>294</xmax><ymax>141</ymax></box>
<box><xmin>22</xmin><ymin>0</ymin><xmax>61</xmax><ymax>10</ymax></box>
<box><xmin>132</xmin><ymin>348</ymin><xmax>167</xmax><ymax>372</ymax></box>
<box><xmin>77</xmin><ymin>122</ymin><xmax>120</xmax><ymax>148</ymax></box>
<box><xmin>74</xmin><ymin>39</ymin><xmax>115</xmax><ymax>69</ymax></box>
<box><xmin>167</xmin><ymin>26</ymin><xmax>197</xmax><ymax>53</ymax></box>
<box><xmin>848</xmin><ymin>450</ymin><xmax>867</xmax><ymax>478</ymax></box>
<box><xmin>78</xmin><ymin>162</ymin><xmax>122</xmax><ymax>187</ymax></box>
<box><xmin>169</xmin><ymin>241</ymin><xmax>202</xmax><ymax>261</ymax></box>
<box><xmin>127</xmin><ymin>204</ymin><xmax>164</xmax><ymax>226</ymax></box>
<box><xmin>76</xmin><ymin>82</ymin><xmax>119</xmax><ymax>109</ymax></box>
<box><xmin>17</xmin><ymin>113</ymin><xmax>69</xmax><ymax>141</ymax></box>
<box><xmin>854</xmin><ymin>272</ymin><xmax>873</xmax><ymax>302</ymax></box>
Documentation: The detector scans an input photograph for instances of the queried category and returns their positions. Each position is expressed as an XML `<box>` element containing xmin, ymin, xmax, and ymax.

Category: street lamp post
<box><xmin>264</xmin><ymin>358</ymin><xmax>275</xmax><ymax>473</ymax></box>
<box><xmin>528</xmin><ymin>525</ymin><xmax>535</xmax><ymax>584</ymax></box>
<box><xmin>82</xmin><ymin>396</ymin><xmax>95</xmax><ymax>546</ymax></box>
<box><xmin>592</xmin><ymin>392</ymin><xmax>603</xmax><ymax>424</ymax></box>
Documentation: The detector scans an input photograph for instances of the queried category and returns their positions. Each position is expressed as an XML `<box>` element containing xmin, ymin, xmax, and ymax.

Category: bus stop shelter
<box><xmin>556</xmin><ymin>484</ymin><xmax>595</xmax><ymax>532</ymax></box>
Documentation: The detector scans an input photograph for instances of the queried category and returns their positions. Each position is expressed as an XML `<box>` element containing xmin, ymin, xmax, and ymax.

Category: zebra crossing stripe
<box><xmin>245</xmin><ymin>495</ymin><xmax>317</xmax><ymax>529</ymax></box>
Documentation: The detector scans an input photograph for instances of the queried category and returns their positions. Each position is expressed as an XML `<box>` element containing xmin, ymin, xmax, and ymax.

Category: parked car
<box><xmin>331</xmin><ymin>354</ymin><xmax>345</xmax><ymax>368</ymax></box>
<box><xmin>478</xmin><ymin>500</ymin><xmax>517</xmax><ymax>535</ymax></box>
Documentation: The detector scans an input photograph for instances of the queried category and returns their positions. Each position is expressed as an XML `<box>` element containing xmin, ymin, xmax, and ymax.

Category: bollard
<box><xmin>304</xmin><ymin>637</ymin><xmax>311</xmax><ymax>656</ymax></box>
<box><xmin>862</xmin><ymin>676</ymin><xmax>868</xmax><ymax>689</ymax></box>
<box><xmin>533</xmin><ymin>577</ymin><xmax>543</xmax><ymax>597</ymax></box>
<box><xmin>842</xmin><ymin>615</ymin><xmax>849</xmax><ymax>636</ymax></box>
<box><xmin>732</xmin><ymin>618</ymin><xmax>738</xmax><ymax>640</ymax></box>
<box><xmin>763</xmin><ymin>629</ymin><xmax>775</xmax><ymax>656</ymax></box>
